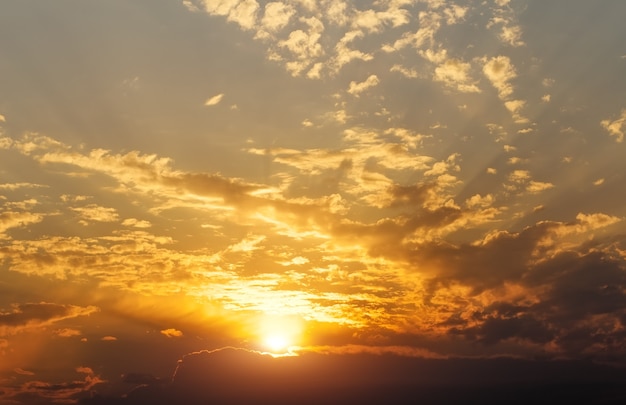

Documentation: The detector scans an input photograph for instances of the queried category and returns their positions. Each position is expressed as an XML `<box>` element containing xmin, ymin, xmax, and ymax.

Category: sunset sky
<box><xmin>1</xmin><ymin>0</ymin><xmax>626</xmax><ymax>403</ymax></box>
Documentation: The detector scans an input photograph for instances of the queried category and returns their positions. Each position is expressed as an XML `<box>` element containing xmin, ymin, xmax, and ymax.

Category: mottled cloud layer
<box><xmin>1</xmin><ymin>0</ymin><xmax>625</xmax><ymax>402</ymax></box>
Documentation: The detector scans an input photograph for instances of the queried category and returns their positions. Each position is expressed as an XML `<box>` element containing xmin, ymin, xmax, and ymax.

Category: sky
<box><xmin>1</xmin><ymin>0</ymin><xmax>626</xmax><ymax>403</ymax></box>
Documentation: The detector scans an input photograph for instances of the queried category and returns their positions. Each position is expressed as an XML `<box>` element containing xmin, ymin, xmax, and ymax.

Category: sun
<box><xmin>255</xmin><ymin>314</ymin><xmax>303</xmax><ymax>354</ymax></box>
<box><xmin>263</xmin><ymin>334</ymin><xmax>289</xmax><ymax>352</ymax></box>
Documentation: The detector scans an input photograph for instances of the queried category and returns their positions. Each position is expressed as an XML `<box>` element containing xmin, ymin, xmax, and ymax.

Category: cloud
<box><xmin>505</xmin><ymin>170</ymin><xmax>554</xmax><ymax>194</ymax></box>
<box><xmin>71</xmin><ymin>204</ymin><xmax>119</xmax><ymax>224</ymax></box>
<box><xmin>279</xmin><ymin>17</ymin><xmax>324</xmax><ymax>76</ymax></box>
<box><xmin>260</xmin><ymin>2</ymin><xmax>295</xmax><ymax>33</ymax></box>
<box><xmin>78</xmin><ymin>347</ymin><xmax>626</xmax><ymax>405</ymax></box>
<box><xmin>347</xmin><ymin>74</ymin><xmax>379</xmax><ymax>96</ymax></box>
<box><xmin>204</xmin><ymin>93</ymin><xmax>225</xmax><ymax>106</ymax></box>
<box><xmin>2</xmin><ymin>366</ymin><xmax>105</xmax><ymax>403</ymax></box>
<box><xmin>161</xmin><ymin>328</ymin><xmax>184</xmax><ymax>338</ymax></box>
<box><xmin>600</xmin><ymin>109</ymin><xmax>626</xmax><ymax>143</ymax></box>
<box><xmin>101</xmin><ymin>336</ymin><xmax>118</xmax><ymax>341</ymax></box>
<box><xmin>498</xmin><ymin>25</ymin><xmax>524</xmax><ymax>46</ymax></box>
<box><xmin>14</xmin><ymin>368</ymin><xmax>35</xmax><ymax>376</ymax></box>
<box><xmin>482</xmin><ymin>55</ymin><xmax>516</xmax><ymax>99</ymax></box>
<box><xmin>0</xmin><ymin>211</ymin><xmax>43</xmax><ymax>235</ymax></box>
<box><xmin>55</xmin><ymin>328</ymin><xmax>82</xmax><ymax>337</ymax></box>
<box><xmin>200</xmin><ymin>0</ymin><xmax>259</xmax><ymax>30</ymax></box>
<box><xmin>390</xmin><ymin>64</ymin><xmax>419</xmax><ymax>78</ymax></box>
<box><xmin>0</xmin><ymin>303</ymin><xmax>98</xmax><ymax>336</ymax></box>
<box><xmin>434</xmin><ymin>59</ymin><xmax>480</xmax><ymax>93</ymax></box>
<box><xmin>391</xmin><ymin>10</ymin><xmax>441</xmax><ymax>51</ymax></box>
<box><xmin>122</xmin><ymin>218</ymin><xmax>152</xmax><ymax>228</ymax></box>
<box><xmin>331</xmin><ymin>30</ymin><xmax>373</xmax><ymax>72</ymax></box>
<box><xmin>2</xmin><ymin>133</ymin><xmax>623</xmax><ymax>362</ymax></box>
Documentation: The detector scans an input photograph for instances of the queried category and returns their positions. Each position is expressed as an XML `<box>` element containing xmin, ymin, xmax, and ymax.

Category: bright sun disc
<box><xmin>264</xmin><ymin>334</ymin><xmax>289</xmax><ymax>352</ymax></box>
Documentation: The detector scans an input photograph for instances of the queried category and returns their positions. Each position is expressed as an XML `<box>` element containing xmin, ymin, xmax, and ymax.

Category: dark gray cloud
<box><xmin>0</xmin><ymin>302</ymin><xmax>98</xmax><ymax>330</ymax></box>
<box><xmin>79</xmin><ymin>347</ymin><xmax>626</xmax><ymax>405</ymax></box>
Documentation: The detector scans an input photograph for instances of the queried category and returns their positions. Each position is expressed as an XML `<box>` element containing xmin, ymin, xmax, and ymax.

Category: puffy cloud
<box><xmin>351</xmin><ymin>7</ymin><xmax>410</xmax><ymax>33</ymax></box>
<box><xmin>55</xmin><ymin>328</ymin><xmax>82</xmax><ymax>337</ymax></box>
<box><xmin>482</xmin><ymin>55</ymin><xmax>516</xmax><ymax>99</ymax></box>
<box><xmin>261</xmin><ymin>2</ymin><xmax>295</xmax><ymax>33</ymax></box>
<box><xmin>202</xmin><ymin>0</ymin><xmax>259</xmax><ymax>30</ymax></box>
<box><xmin>347</xmin><ymin>74</ymin><xmax>380</xmax><ymax>96</ymax></box>
<box><xmin>2</xmin><ymin>366</ymin><xmax>105</xmax><ymax>403</ymax></box>
<box><xmin>279</xmin><ymin>17</ymin><xmax>324</xmax><ymax>76</ymax></box>
<box><xmin>505</xmin><ymin>170</ymin><xmax>553</xmax><ymax>194</ymax></box>
<box><xmin>0</xmin><ymin>211</ymin><xmax>43</xmax><ymax>235</ymax></box>
<box><xmin>71</xmin><ymin>204</ymin><xmax>119</xmax><ymax>224</ymax></box>
<box><xmin>498</xmin><ymin>24</ymin><xmax>524</xmax><ymax>46</ymax></box>
<box><xmin>433</xmin><ymin>59</ymin><xmax>480</xmax><ymax>93</ymax></box>
<box><xmin>331</xmin><ymin>30</ymin><xmax>373</xmax><ymax>71</ymax></box>
<box><xmin>161</xmin><ymin>328</ymin><xmax>184</xmax><ymax>338</ymax></box>
<box><xmin>391</xmin><ymin>10</ymin><xmax>441</xmax><ymax>51</ymax></box>
<box><xmin>205</xmin><ymin>93</ymin><xmax>224</xmax><ymax>106</ymax></box>
<box><xmin>390</xmin><ymin>64</ymin><xmax>419</xmax><ymax>78</ymax></box>
<box><xmin>122</xmin><ymin>218</ymin><xmax>152</xmax><ymax>228</ymax></box>
<box><xmin>0</xmin><ymin>303</ymin><xmax>98</xmax><ymax>336</ymax></box>
<box><xmin>600</xmin><ymin>109</ymin><xmax>626</xmax><ymax>143</ymax></box>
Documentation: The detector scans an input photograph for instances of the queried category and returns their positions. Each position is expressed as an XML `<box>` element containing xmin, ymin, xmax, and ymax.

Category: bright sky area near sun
<box><xmin>1</xmin><ymin>0</ymin><xmax>626</xmax><ymax>403</ymax></box>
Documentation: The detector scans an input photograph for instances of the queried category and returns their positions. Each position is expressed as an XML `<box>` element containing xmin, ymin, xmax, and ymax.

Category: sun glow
<box><xmin>256</xmin><ymin>314</ymin><xmax>303</xmax><ymax>354</ymax></box>
<box><xmin>263</xmin><ymin>334</ymin><xmax>289</xmax><ymax>352</ymax></box>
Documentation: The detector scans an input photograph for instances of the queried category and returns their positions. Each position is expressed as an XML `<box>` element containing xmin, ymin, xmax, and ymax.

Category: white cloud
<box><xmin>499</xmin><ymin>25</ymin><xmax>524</xmax><ymax>47</ymax></box>
<box><xmin>122</xmin><ymin>218</ymin><xmax>152</xmax><ymax>228</ymax></box>
<box><xmin>390</xmin><ymin>11</ymin><xmax>441</xmax><ymax>51</ymax></box>
<box><xmin>483</xmin><ymin>55</ymin><xmax>516</xmax><ymax>99</ymax></box>
<box><xmin>347</xmin><ymin>74</ymin><xmax>379</xmax><ymax>96</ymax></box>
<box><xmin>228</xmin><ymin>0</ymin><xmax>260</xmax><ymax>30</ymax></box>
<box><xmin>160</xmin><ymin>328</ymin><xmax>183</xmax><ymax>338</ymax></box>
<box><xmin>600</xmin><ymin>109</ymin><xmax>626</xmax><ymax>143</ymax></box>
<box><xmin>504</xmin><ymin>99</ymin><xmax>525</xmax><ymax>114</ymax></box>
<box><xmin>332</xmin><ymin>30</ymin><xmax>373</xmax><ymax>72</ymax></box>
<box><xmin>71</xmin><ymin>204</ymin><xmax>119</xmax><ymax>223</ymax></box>
<box><xmin>261</xmin><ymin>2</ymin><xmax>295</xmax><ymax>33</ymax></box>
<box><xmin>205</xmin><ymin>93</ymin><xmax>225</xmax><ymax>106</ymax></box>
<box><xmin>443</xmin><ymin>5</ymin><xmax>467</xmax><ymax>25</ymax></box>
<box><xmin>434</xmin><ymin>59</ymin><xmax>480</xmax><ymax>93</ymax></box>
<box><xmin>279</xmin><ymin>17</ymin><xmax>324</xmax><ymax>76</ymax></box>
<box><xmin>390</xmin><ymin>64</ymin><xmax>418</xmax><ymax>78</ymax></box>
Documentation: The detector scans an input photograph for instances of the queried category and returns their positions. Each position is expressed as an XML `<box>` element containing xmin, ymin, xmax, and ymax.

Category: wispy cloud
<box><xmin>205</xmin><ymin>93</ymin><xmax>225</xmax><ymax>106</ymax></box>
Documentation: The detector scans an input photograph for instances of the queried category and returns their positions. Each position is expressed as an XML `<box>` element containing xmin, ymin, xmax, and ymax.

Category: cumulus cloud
<box><xmin>434</xmin><ymin>59</ymin><xmax>480</xmax><ymax>93</ymax></box>
<box><xmin>261</xmin><ymin>2</ymin><xmax>295</xmax><ymax>33</ymax></box>
<box><xmin>161</xmin><ymin>328</ymin><xmax>183</xmax><ymax>338</ymax></box>
<box><xmin>71</xmin><ymin>204</ymin><xmax>119</xmax><ymax>224</ymax></box>
<box><xmin>279</xmin><ymin>17</ymin><xmax>324</xmax><ymax>76</ymax></box>
<box><xmin>505</xmin><ymin>170</ymin><xmax>553</xmax><ymax>194</ymax></box>
<box><xmin>600</xmin><ymin>109</ymin><xmax>626</xmax><ymax>143</ymax></box>
<box><xmin>0</xmin><ymin>211</ymin><xmax>43</xmax><ymax>235</ymax></box>
<box><xmin>483</xmin><ymin>55</ymin><xmax>516</xmax><ymax>99</ymax></box>
<box><xmin>347</xmin><ymin>74</ymin><xmax>379</xmax><ymax>96</ymax></box>
<box><xmin>204</xmin><ymin>93</ymin><xmax>225</xmax><ymax>106</ymax></box>
<box><xmin>122</xmin><ymin>218</ymin><xmax>152</xmax><ymax>228</ymax></box>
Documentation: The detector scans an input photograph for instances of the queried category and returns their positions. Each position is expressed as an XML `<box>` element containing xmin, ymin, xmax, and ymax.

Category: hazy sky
<box><xmin>1</xmin><ymin>0</ymin><xmax>626</xmax><ymax>403</ymax></box>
